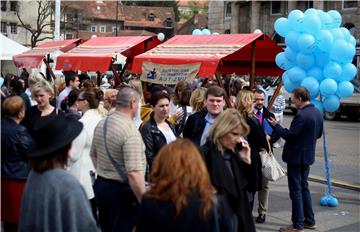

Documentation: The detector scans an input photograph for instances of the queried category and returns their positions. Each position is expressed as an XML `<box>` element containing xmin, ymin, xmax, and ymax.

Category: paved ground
<box><xmin>253</xmin><ymin>177</ymin><xmax>360</xmax><ymax>232</ymax></box>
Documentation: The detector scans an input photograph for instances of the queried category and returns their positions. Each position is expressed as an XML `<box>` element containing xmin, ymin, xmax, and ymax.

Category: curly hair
<box><xmin>189</xmin><ymin>87</ymin><xmax>206</xmax><ymax>112</ymax></box>
<box><xmin>147</xmin><ymin>139</ymin><xmax>215</xmax><ymax>218</ymax></box>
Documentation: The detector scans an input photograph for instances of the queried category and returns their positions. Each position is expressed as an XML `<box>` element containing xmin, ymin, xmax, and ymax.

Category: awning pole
<box><xmin>110</xmin><ymin>63</ymin><xmax>120</xmax><ymax>86</ymax></box>
<box><xmin>267</xmin><ymin>76</ymin><xmax>283</xmax><ymax>110</ymax></box>
<box><xmin>215</xmin><ymin>73</ymin><xmax>232</xmax><ymax>108</ymax></box>
<box><xmin>44</xmin><ymin>57</ymin><xmax>56</xmax><ymax>81</ymax></box>
<box><xmin>97</xmin><ymin>71</ymin><xmax>101</xmax><ymax>87</ymax></box>
<box><xmin>250</xmin><ymin>40</ymin><xmax>256</xmax><ymax>90</ymax></box>
<box><xmin>115</xmin><ymin>59</ymin><xmax>131</xmax><ymax>87</ymax></box>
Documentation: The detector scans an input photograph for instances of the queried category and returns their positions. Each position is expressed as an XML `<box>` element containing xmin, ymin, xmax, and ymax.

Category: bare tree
<box><xmin>16</xmin><ymin>0</ymin><xmax>53</xmax><ymax>48</ymax></box>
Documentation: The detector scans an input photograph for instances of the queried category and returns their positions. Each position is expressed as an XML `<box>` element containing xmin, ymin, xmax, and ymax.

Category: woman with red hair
<box><xmin>135</xmin><ymin>139</ymin><xmax>232</xmax><ymax>232</ymax></box>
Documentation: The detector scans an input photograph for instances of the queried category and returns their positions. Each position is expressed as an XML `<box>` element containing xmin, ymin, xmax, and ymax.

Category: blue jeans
<box><xmin>93</xmin><ymin>176</ymin><xmax>139</xmax><ymax>232</ymax></box>
<box><xmin>287</xmin><ymin>164</ymin><xmax>315</xmax><ymax>229</ymax></box>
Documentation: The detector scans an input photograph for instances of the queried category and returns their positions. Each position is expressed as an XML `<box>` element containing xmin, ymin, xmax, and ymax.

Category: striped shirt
<box><xmin>90</xmin><ymin>111</ymin><xmax>146</xmax><ymax>182</ymax></box>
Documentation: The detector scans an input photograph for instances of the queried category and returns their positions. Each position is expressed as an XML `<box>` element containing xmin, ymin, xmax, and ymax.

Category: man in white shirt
<box><xmin>56</xmin><ymin>72</ymin><xmax>80</xmax><ymax>109</ymax></box>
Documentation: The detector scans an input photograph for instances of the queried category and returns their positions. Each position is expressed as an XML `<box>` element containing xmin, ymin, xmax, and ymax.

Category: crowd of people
<box><xmin>1</xmin><ymin>70</ymin><xmax>323</xmax><ymax>232</ymax></box>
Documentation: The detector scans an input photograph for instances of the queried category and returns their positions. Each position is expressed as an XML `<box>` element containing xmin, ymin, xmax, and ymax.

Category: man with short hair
<box><xmin>56</xmin><ymin>72</ymin><xmax>80</xmax><ymax>108</ymax></box>
<box><xmin>90</xmin><ymin>86</ymin><xmax>146</xmax><ymax>232</ymax></box>
<box><xmin>268</xmin><ymin>87</ymin><xmax>323</xmax><ymax>232</ymax></box>
<box><xmin>253</xmin><ymin>88</ymin><xmax>276</xmax><ymax>224</ymax></box>
<box><xmin>183</xmin><ymin>85</ymin><xmax>226</xmax><ymax>146</ymax></box>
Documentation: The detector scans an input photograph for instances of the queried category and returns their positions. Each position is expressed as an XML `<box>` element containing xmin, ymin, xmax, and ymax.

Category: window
<box><xmin>148</xmin><ymin>13</ymin><xmax>155</xmax><ymax>21</ymax></box>
<box><xmin>271</xmin><ymin>1</ymin><xmax>281</xmax><ymax>15</ymax></box>
<box><xmin>343</xmin><ymin>0</ymin><xmax>357</xmax><ymax>9</ymax></box>
<box><xmin>1</xmin><ymin>22</ymin><xmax>6</xmax><ymax>33</ymax></box>
<box><xmin>99</xmin><ymin>25</ymin><xmax>106</xmax><ymax>33</ymax></box>
<box><xmin>112</xmin><ymin>26</ymin><xmax>117</xmax><ymax>33</ymax></box>
<box><xmin>225</xmin><ymin>2</ymin><xmax>231</xmax><ymax>18</ymax></box>
<box><xmin>1</xmin><ymin>1</ymin><xmax>6</xmax><ymax>11</ymax></box>
<box><xmin>224</xmin><ymin>29</ymin><xmax>231</xmax><ymax>34</ymax></box>
<box><xmin>10</xmin><ymin>1</ymin><xmax>16</xmax><ymax>11</ymax></box>
<box><xmin>164</xmin><ymin>18</ymin><xmax>172</xmax><ymax>27</ymax></box>
<box><xmin>90</xmin><ymin>25</ymin><xmax>96</xmax><ymax>32</ymax></box>
<box><xmin>10</xmin><ymin>22</ymin><xmax>16</xmax><ymax>33</ymax></box>
<box><xmin>306</xmin><ymin>0</ymin><xmax>313</xmax><ymax>9</ymax></box>
<box><xmin>65</xmin><ymin>34</ymin><xmax>73</xmax><ymax>39</ymax></box>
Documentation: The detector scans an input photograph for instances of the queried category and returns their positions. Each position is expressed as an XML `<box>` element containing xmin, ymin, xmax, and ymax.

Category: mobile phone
<box><xmin>236</xmin><ymin>143</ymin><xmax>243</xmax><ymax>151</ymax></box>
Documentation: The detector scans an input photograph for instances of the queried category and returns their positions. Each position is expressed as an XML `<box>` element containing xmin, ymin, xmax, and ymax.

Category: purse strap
<box><xmin>265</xmin><ymin>139</ymin><xmax>273</xmax><ymax>155</ymax></box>
<box><xmin>103</xmin><ymin>116</ymin><xmax>128</xmax><ymax>183</ymax></box>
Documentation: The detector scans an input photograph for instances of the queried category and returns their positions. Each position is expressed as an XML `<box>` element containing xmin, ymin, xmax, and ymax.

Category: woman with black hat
<box><xmin>18</xmin><ymin>115</ymin><xmax>99</xmax><ymax>232</ymax></box>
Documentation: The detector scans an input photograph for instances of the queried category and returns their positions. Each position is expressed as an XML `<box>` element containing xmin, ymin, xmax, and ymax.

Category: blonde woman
<box><xmin>25</xmin><ymin>73</ymin><xmax>44</xmax><ymax>106</ymax></box>
<box><xmin>189</xmin><ymin>87</ymin><xmax>206</xmax><ymax>113</ymax></box>
<box><xmin>235</xmin><ymin>90</ymin><xmax>270</xmax><ymax>216</ymax></box>
<box><xmin>200</xmin><ymin>109</ymin><xmax>255</xmax><ymax>232</ymax></box>
<box><xmin>21</xmin><ymin>79</ymin><xmax>64</xmax><ymax>138</ymax></box>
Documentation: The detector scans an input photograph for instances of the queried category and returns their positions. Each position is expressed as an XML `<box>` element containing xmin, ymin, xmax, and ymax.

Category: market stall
<box><xmin>55</xmin><ymin>36</ymin><xmax>161</xmax><ymax>85</ymax></box>
<box><xmin>132</xmin><ymin>33</ymin><xmax>283</xmax><ymax>107</ymax></box>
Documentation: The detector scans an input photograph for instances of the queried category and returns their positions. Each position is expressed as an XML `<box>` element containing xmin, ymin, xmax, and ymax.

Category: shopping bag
<box><xmin>259</xmin><ymin>140</ymin><xmax>286</xmax><ymax>181</ymax></box>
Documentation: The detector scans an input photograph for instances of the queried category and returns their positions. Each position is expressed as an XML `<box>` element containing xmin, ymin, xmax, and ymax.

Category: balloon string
<box><xmin>322</xmin><ymin>125</ymin><xmax>332</xmax><ymax>195</ymax></box>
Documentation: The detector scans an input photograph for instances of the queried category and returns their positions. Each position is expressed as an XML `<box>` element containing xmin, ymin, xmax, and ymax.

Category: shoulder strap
<box><xmin>103</xmin><ymin>116</ymin><xmax>128</xmax><ymax>183</ymax></box>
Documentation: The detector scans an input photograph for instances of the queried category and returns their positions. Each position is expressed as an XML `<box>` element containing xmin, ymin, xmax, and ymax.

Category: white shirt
<box><xmin>57</xmin><ymin>86</ymin><xmax>72</xmax><ymax>109</ymax></box>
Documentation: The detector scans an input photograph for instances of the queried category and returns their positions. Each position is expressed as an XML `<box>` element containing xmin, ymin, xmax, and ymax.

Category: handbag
<box><xmin>259</xmin><ymin>140</ymin><xmax>286</xmax><ymax>181</ymax></box>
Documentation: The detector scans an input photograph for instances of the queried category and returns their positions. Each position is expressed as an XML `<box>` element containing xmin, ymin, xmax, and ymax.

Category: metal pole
<box><xmin>116</xmin><ymin>0</ymin><xmax>118</xmax><ymax>36</ymax></box>
<box><xmin>54</xmin><ymin>0</ymin><xmax>61</xmax><ymax>40</ymax></box>
<box><xmin>250</xmin><ymin>40</ymin><xmax>256</xmax><ymax>90</ymax></box>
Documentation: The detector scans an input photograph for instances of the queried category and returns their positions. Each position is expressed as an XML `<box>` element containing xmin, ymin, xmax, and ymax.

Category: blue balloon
<box><xmin>330</xmin><ymin>40</ymin><xmax>356</xmax><ymax>63</ymax></box>
<box><xmin>328</xmin><ymin>10</ymin><xmax>342</xmax><ymax>28</ymax></box>
<box><xmin>338</xmin><ymin>63</ymin><xmax>357</xmax><ymax>82</ymax></box>
<box><xmin>320</xmin><ymin>78</ymin><xmax>338</xmax><ymax>96</ymax></box>
<box><xmin>323</xmin><ymin>62</ymin><xmax>342</xmax><ymax>80</ymax></box>
<box><xmin>316</xmin><ymin>29</ymin><xmax>334</xmax><ymax>52</ymax></box>
<box><xmin>285</xmin><ymin>31</ymin><xmax>300</xmax><ymax>51</ymax></box>
<box><xmin>296</xmin><ymin>53</ymin><xmax>315</xmax><ymax>70</ymax></box>
<box><xmin>284</xmin><ymin>46</ymin><xmax>297</xmax><ymax>62</ymax></box>
<box><xmin>288</xmin><ymin>10</ymin><xmax>305</xmax><ymax>32</ymax></box>
<box><xmin>331</xmin><ymin>28</ymin><xmax>345</xmax><ymax>40</ymax></box>
<box><xmin>301</xmin><ymin>77</ymin><xmax>319</xmax><ymax>98</ymax></box>
<box><xmin>311</xmin><ymin>99</ymin><xmax>324</xmax><ymax>112</ymax></box>
<box><xmin>320</xmin><ymin>195</ymin><xmax>329</xmax><ymax>206</ymax></box>
<box><xmin>283</xmin><ymin>76</ymin><xmax>300</xmax><ymax>93</ymax></box>
<box><xmin>276</xmin><ymin>52</ymin><xmax>294</xmax><ymax>70</ymax></box>
<box><xmin>327</xmin><ymin>195</ymin><xmax>339</xmax><ymax>207</ymax></box>
<box><xmin>336</xmin><ymin>81</ymin><xmax>354</xmax><ymax>98</ymax></box>
<box><xmin>192</xmin><ymin>29</ymin><xmax>202</xmax><ymax>35</ymax></box>
<box><xmin>349</xmin><ymin>36</ymin><xmax>356</xmax><ymax>46</ymax></box>
<box><xmin>307</xmin><ymin>66</ymin><xmax>323</xmax><ymax>82</ymax></box>
<box><xmin>298</xmin><ymin>33</ymin><xmax>316</xmax><ymax>54</ymax></box>
<box><xmin>305</xmin><ymin>8</ymin><xmax>319</xmax><ymax>17</ymax></box>
<box><xmin>323</xmin><ymin>95</ymin><xmax>340</xmax><ymax>112</ymax></box>
<box><xmin>314</xmin><ymin>50</ymin><xmax>330</xmax><ymax>67</ymax></box>
<box><xmin>202</xmin><ymin>28</ymin><xmax>211</xmax><ymax>35</ymax></box>
<box><xmin>274</xmin><ymin>17</ymin><xmax>290</xmax><ymax>37</ymax></box>
<box><xmin>287</xmin><ymin>66</ymin><xmax>306</xmax><ymax>83</ymax></box>
<box><xmin>339</xmin><ymin>27</ymin><xmax>351</xmax><ymax>41</ymax></box>
<box><xmin>303</xmin><ymin>14</ymin><xmax>321</xmax><ymax>35</ymax></box>
<box><xmin>318</xmin><ymin>11</ymin><xmax>333</xmax><ymax>29</ymax></box>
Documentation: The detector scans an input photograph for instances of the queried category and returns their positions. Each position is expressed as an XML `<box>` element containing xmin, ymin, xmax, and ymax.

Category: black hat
<box><xmin>28</xmin><ymin>115</ymin><xmax>83</xmax><ymax>158</ymax></box>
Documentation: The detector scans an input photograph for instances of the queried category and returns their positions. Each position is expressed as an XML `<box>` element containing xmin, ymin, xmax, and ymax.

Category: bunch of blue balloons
<box><xmin>274</xmin><ymin>9</ymin><xmax>357</xmax><ymax>113</ymax></box>
<box><xmin>192</xmin><ymin>28</ymin><xmax>219</xmax><ymax>35</ymax></box>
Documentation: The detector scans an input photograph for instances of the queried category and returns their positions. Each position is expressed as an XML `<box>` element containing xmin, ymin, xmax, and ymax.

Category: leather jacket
<box><xmin>1</xmin><ymin>118</ymin><xmax>34</xmax><ymax>180</ymax></box>
<box><xmin>139</xmin><ymin>116</ymin><xmax>176</xmax><ymax>172</ymax></box>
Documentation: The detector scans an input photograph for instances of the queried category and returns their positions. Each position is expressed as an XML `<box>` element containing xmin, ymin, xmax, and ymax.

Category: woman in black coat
<box><xmin>139</xmin><ymin>91</ymin><xmax>176</xmax><ymax>177</ymax></box>
<box><xmin>200</xmin><ymin>109</ymin><xmax>256</xmax><ymax>232</ymax></box>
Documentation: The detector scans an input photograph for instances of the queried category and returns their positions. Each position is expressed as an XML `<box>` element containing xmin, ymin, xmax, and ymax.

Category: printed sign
<box><xmin>140</xmin><ymin>62</ymin><xmax>201</xmax><ymax>84</ymax></box>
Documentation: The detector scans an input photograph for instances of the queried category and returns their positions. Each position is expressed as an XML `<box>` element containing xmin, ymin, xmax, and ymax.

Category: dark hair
<box><xmin>79</xmin><ymin>87</ymin><xmax>103</xmax><ymax>109</ymax></box>
<box><xmin>28</xmin><ymin>144</ymin><xmax>71</xmax><ymax>173</ymax></box>
<box><xmin>254</xmin><ymin>88</ymin><xmax>265</xmax><ymax>96</ymax></box>
<box><xmin>82</xmin><ymin>79</ymin><xmax>95</xmax><ymax>89</ymax></box>
<box><xmin>150</xmin><ymin>91</ymin><xmax>170</xmax><ymax>107</ymax></box>
<box><xmin>63</xmin><ymin>71</ymin><xmax>78</xmax><ymax>86</ymax></box>
<box><xmin>60</xmin><ymin>88</ymin><xmax>80</xmax><ymax>111</ymax></box>
<box><xmin>150</xmin><ymin>84</ymin><xmax>167</xmax><ymax>94</ymax></box>
<box><xmin>293</xmin><ymin>87</ymin><xmax>310</xmax><ymax>102</ymax></box>
<box><xmin>179</xmin><ymin>88</ymin><xmax>192</xmax><ymax>106</ymax></box>
<box><xmin>205</xmin><ymin>85</ymin><xmax>226</xmax><ymax>99</ymax></box>
<box><xmin>2</xmin><ymin>96</ymin><xmax>25</xmax><ymax>117</ymax></box>
<box><xmin>9</xmin><ymin>77</ymin><xmax>24</xmax><ymax>95</ymax></box>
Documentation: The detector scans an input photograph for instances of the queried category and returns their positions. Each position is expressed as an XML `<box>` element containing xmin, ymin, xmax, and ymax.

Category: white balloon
<box><xmin>212</xmin><ymin>32</ymin><xmax>220</xmax><ymax>35</ymax></box>
<box><xmin>253</xmin><ymin>29</ymin><xmax>262</xmax><ymax>34</ymax></box>
<box><xmin>91</xmin><ymin>35</ymin><xmax>97</xmax><ymax>39</ymax></box>
<box><xmin>157</xmin><ymin>33</ymin><xmax>165</xmax><ymax>41</ymax></box>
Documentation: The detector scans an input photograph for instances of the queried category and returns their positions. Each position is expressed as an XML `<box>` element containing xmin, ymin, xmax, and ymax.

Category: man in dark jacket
<box><xmin>268</xmin><ymin>87</ymin><xmax>323</xmax><ymax>232</ymax></box>
<box><xmin>183</xmin><ymin>86</ymin><xmax>226</xmax><ymax>146</ymax></box>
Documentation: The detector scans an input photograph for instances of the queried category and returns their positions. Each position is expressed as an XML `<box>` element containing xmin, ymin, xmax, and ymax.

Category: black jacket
<box><xmin>140</xmin><ymin>116</ymin><xmax>176</xmax><ymax>172</ymax></box>
<box><xmin>182</xmin><ymin>111</ymin><xmax>207</xmax><ymax>146</ymax></box>
<box><xmin>1</xmin><ymin>118</ymin><xmax>34</xmax><ymax>180</ymax></box>
<box><xmin>200</xmin><ymin>141</ymin><xmax>256</xmax><ymax>232</ymax></box>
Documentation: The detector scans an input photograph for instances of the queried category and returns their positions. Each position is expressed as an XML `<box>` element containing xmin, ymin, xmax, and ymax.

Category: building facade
<box><xmin>208</xmin><ymin>1</ymin><xmax>359</xmax><ymax>42</ymax></box>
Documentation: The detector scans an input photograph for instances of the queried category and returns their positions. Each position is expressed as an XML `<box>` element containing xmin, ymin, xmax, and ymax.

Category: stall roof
<box><xmin>13</xmin><ymin>39</ymin><xmax>81</xmax><ymax>68</ymax></box>
<box><xmin>132</xmin><ymin>34</ymin><xmax>283</xmax><ymax>77</ymax></box>
<box><xmin>1</xmin><ymin>33</ymin><xmax>29</xmax><ymax>60</ymax></box>
<box><xmin>56</xmin><ymin>36</ymin><xmax>161</xmax><ymax>72</ymax></box>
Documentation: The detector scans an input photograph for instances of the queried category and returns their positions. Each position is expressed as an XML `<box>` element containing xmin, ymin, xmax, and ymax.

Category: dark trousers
<box><xmin>287</xmin><ymin>164</ymin><xmax>315</xmax><ymax>229</ymax></box>
<box><xmin>93</xmin><ymin>176</ymin><xmax>139</xmax><ymax>232</ymax></box>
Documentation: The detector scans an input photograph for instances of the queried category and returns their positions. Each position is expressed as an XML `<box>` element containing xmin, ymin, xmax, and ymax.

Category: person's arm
<box><xmin>128</xmin><ymin>171</ymin><xmax>146</xmax><ymax>202</ymax></box>
<box><xmin>89</xmin><ymin>133</ymin><xmax>97</xmax><ymax>169</ymax></box>
<box><xmin>269</xmin><ymin>113</ymin><xmax>305</xmax><ymax>140</ymax></box>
